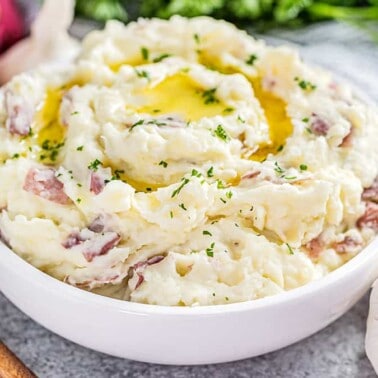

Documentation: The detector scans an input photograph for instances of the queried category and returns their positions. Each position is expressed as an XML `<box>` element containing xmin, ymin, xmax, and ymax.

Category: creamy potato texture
<box><xmin>0</xmin><ymin>17</ymin><xmax>377</xmax><ymax>306</ymax></box>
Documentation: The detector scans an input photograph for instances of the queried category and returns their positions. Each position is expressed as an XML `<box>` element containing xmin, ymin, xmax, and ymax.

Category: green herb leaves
<box><xmin>88</xmin><ymin>159</ymin><xmax>103</xmax><ymax>171</ymax></box>
<box><xmin>213</xmin><ymin>125</ymin><xmax>230</xmax><ymax>142</ymax></box>
<box><xmin>202</xmin><ymin>88</ymin><xmax>219</xmax><ymax>104</ymax></box>
<box><xmin>245</xmin><ymin>54</ymin><xmax>258</xmax><ymax>65</ymax></box>
<box><xmin>295</xmin><ymin>77</ymin><xmax>316</xmax><ymax>91</ymax></box>
<box><xmin>171</xmin><ymin>178</ymin><xmax>190</xmax><ymax>198</ymax></box>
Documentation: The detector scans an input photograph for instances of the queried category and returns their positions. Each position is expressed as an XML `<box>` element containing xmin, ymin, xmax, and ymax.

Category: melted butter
<box><xmin>109</xmin><ymin>56</ymin><xmax>144</xmax><ymax>72</ymax></box>
<box><xmin>249</xmin><ymin>78</ymin><xmax>293</xmax><ymax>161</ymax></box>
<box><xmin>135</xmin><ymin>73</ymin><xmax>226</xmax><ymax>121</ymax></box>
<box><xmin>197</xmin><ymin>53</ymin><xmax>293</xmax><ymax>161</ymax></box>
<box><xmin>35</xmin><ymin>89</ymin><xmax>65</xmax><ymax>145</ymax></box>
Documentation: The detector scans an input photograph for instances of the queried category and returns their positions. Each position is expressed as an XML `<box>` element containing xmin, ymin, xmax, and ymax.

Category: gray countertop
<box><xmin>1</xmin><ymin>21</ymin><xmax>378</xmax><ymax>378</ymax></box>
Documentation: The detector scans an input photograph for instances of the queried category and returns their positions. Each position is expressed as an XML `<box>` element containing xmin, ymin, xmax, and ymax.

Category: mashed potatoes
<box><xmin>0</xmin><ymin>16</ymin><xmax>377</xmax><ymax>306</ymax></box>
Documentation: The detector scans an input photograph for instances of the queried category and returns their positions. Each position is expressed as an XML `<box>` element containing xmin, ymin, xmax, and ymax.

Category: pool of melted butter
<box><xmin>133</xmin><ymin>73</ymin><xmax>227</xmax><ymax>121</ymax></box>
<box><xmin>28</xmin><ymin>56</ymin><xmax>293</xmax><ymax>192</ymax></box>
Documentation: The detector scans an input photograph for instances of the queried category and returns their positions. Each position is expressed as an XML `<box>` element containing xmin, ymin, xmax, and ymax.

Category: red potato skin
<box><xmin>23</xmin><ymin>168</ymin><xmax>71</xmax><ymax>205</ymax></box>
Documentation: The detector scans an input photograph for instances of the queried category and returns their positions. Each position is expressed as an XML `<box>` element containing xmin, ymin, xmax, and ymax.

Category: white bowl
<box><xmin>1</xmin><ymin>238</ymin><xmax>378</xmax><ymax>365</ymax></box>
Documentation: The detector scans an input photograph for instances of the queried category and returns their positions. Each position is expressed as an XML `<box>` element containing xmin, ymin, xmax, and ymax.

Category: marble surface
<box><xmin>1</xmin><ymin>20</ymin><xmax>378</xmax><ymax>377</ymax></box>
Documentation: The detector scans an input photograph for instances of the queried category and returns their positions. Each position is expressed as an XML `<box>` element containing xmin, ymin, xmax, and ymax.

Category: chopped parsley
<box><xmin>76</xmin><ymin>145</ymin><xmax>84</xmax><ymax>151</ymax></box>
<box><xmin>203</xmin><ymin>230</ymin><xmax>212</xmax><ymax>236</ymax></box>
<box><xmin>111</xmin><ymin>169</ymin><xmax>125</xmax><ymax>180</ymax></box>
<box><xmin>76</xmin><ymin>198</ymin><xmax>82</xmax><ymax>203</ymax></box>
<box><xmin>216</xmin><ymin>179</ymin><xmax>226</xmax><ymax>189</ymax></box>
<box><xmin>207</xmin><ymin>166</ymin><xmax>214</xmax><ymax>178</ymax></box>
<box><xmin>294</xmin><ymin>77</ymin><xmax>316</xmax><ymax>91</ymax></box>
<box><xmin>302</xmin><ymin>117</ymin><xmax>309</xmax><ymax>123</ymax></box>
<box><xmin>71</xmin><ymin>111</ymin><xmax>79</xmax><ymax>116</ymax></box>
<box><xmin>214</xmin><ymin>125</ymin><xmax>230</xmax><ymax>142</ymax></box>
<box><xmin>206</xmin><ymin>242</ymin><xmax>215</xmax><ymax>257</ymax></box>
<box><xmin>274</xmin><ymin>161</ymin><xmax>284</xmax><ymax>175</ymax></box>
<box><xmin>237</xmin><ymin>115</ymin><xmax>246</xmax><ymax>123</ymax></box>
<box><xmin>141</xmin><ymin>46</ymin><xmax>149</xmax><ymax>61</ymax></box>
<box><xmin>39</xmin><ymin>139</ymin><xmax>65</xmax><ymax>162</ymax></box>
<box><xmin>193</xmin><ymin>33</ymin><xmax>200</xmax><ymax>44</ymax></box>
<box><xmin>277</xmin><ymin>145</ymin><xmax>284</xmax><ymax>152</ymax></box>
<box><xmin>286</xmin><ymin>243</ymin><xmax>294</xmax><ymax>255</ymax></box>
<box><xmin>300</xmin><ymin>164</ymin><xmax>308</xmax><ymax>171</ymax></box>
<box><xmin>226</xmin><ymin>191</ymin><xmax>233</xmax><ymax>199</ymax></box>
<box><xmin>191</xmin><ymin>169</ymin><xmax>201</xmax><ymax>178</ymax></box>
<box><xmin>171</xmin><ymin>178</ymin><xmax>190</xmax><ymax>198</ymax></box>
<box><xmin>305</xmin><ymin>127</ymin><xmax>313</xmax><ymax>134</ymax></box>
<box><xmin>223</xmin><ymin>107</ymin><xmax>235</xmax><ymax>114</ymax></box>
<box><xmin>135</xmin><ymin>69</ymin><xmax>150</xmax><ymax>80</ymax></box>
<box><xmin>146</xmin><ymin>187</ymin><xmax>152</xmax><ymax>192</ymax></box>
<box><xmin>170</xmin><ymin>211</ymin><xmax>174</xmax><ymax>218</ymax></box>
<box><xmin>130</xmin><ymin>119</ymin><xmax>144</xmax><ymax>131</ymax></box>
<box><xmin>159</xmin><ymin>160</ymin><xmax>168</xmax><ymax>168</ymax></box>
<box><xmin>245</xmin><ymin>54</ymin><xmax>258</xmax><ymax>66</ymax></box>
<box><xmin>11</xmin><ymin>153</ymin><xmax>20</xmax><ymax>159</ymax></box>
<box><xmin>225</xmin><ymin>296</ymin><xmax>229</xmax><ymax>301</ymax></box>
<box><xmin>285</xmin><ymin>176</ymin><xmax>297</xmax><ymax>180</ymax></box>
<box><xmin>179</xmin><ymin>203</ymin><xmax>187</xmax><ymax>211</ymax></box>
<box><xmin>153</xmin><ymin>53</ymin><xmax>171</xmax><ymax>63</ymax></box>
<box><xmin>88</xmin><ymin>159</ymin><xmax>103</xmax><ymax>171</ymax></box>
<box><xmin>202</xmin><ymin>88</ymin><xmax>219</xmax><ymax>105</ymax></box>
<box><xmin>220</xmin><ymin>198</ymin><xmax>226</xmax><ymax>204</ymax></box>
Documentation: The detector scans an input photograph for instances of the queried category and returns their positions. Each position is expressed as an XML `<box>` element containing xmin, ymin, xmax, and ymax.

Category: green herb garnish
<box><xmin>171</xmin><ymin>178</ymin><xmax>190</xmax><ymax>198</ymax></box>
<box><xmin>245</xmin><ymin>54</ymin><xmax>258</xmax><ymax>65</ymax></box>
<box><xmin>88</xmin><ymin>159</ymin><xmax>103</xmax><ymax>171</ymax></box>
<box><xmin>159</xmin><ymin>160</ymin><xmax>168</xmax><ymax>168</ymax></box>
<box><xmin>141</xmin><ymin>46</ymin><xmax>149</xmax><ymax>60</ymax></box>
<box><xmin>206</xmin><ymin>242</ymin><xmax>215</xmax><ymax>257</ymax></box>
<box><xmin>214</xmin><ymin>125</ymin><xmax>230</xmax><ymax>142</ymax></box>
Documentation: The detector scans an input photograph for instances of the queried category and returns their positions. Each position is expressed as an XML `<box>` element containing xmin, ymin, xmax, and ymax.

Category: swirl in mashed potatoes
<box><xmin>0</xmin><ymin>17</ymin><xmax>377</xmax><ymax>306</ymax></box>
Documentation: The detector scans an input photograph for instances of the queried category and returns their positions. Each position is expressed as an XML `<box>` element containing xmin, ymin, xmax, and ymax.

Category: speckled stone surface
<box><xmin>1</xmin><ymin>21</ymin><xmax>378</xmax><ymax>377</ymax></box>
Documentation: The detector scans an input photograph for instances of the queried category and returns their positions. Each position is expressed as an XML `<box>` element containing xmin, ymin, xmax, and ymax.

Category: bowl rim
<box><xmin>1</xmin><ymin>236</ymin><xmax>377</xmax><ymax>315</ymax></box>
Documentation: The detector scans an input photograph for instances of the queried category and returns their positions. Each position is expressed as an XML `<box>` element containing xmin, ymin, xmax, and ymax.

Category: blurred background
<box><xmin>1</xmin><ymin>0</ymin><xmax>378</xmax><ymax>53</ymax></box>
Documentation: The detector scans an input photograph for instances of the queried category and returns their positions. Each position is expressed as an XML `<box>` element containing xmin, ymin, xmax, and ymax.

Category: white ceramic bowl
<box><xmin>1</xmin><ymin>238</ymin><xmax>378</xmax><ymax>365</ymax></box>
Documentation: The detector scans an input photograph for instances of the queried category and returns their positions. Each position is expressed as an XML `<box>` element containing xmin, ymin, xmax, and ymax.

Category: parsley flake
<box><xmin>202</xmin><ymin>88</ymin><xmax>219</xmax><ymax>105</ymax></box>
<box><xmin>286</xmin><ymin>243</ymin><xmax>294</xmax><ymax>255</ymax></box>
<box><xmin>207</xmin><ymin>166</ymin><xmax>214</xmax><ymax>178</ymax></box>
<box><xmin>294</xmin><ymin>77</ymin><xmax>316</xmax><ymax>91</ymax></box>
<box><xmin>159</xmin><ymin>160</ymin><xmax>168</xmax><ymax>168</ymax></box>
<box><xmin>216</xmin><ymin>179</ymin><xmax>226</xmax><ymax>189</ymax></box>
<box><xmin>179</xmin><ymin>203</ymin><xmax>187</xmax><ymax>211</ymax></box>
<box><xmin>88</xmin><ymin>159</ymin><xmax>103</xmax><ymax>171</ymax></box>
<box><xmin>191</xmin><ymin>169</ymin><xmax>201</xmax><ymax>178</ymax></box>
<box><xmin>141</xmin><ymin>46</ymin><xmax>149</xmax><ymax>61</ymax></box>
<box><xmin>245</xmin><ymin>54</ymin><xmax>258</xmax><ymax>66</ymax></box>
<box><xmin>300</xmin><ymin>164</ymin><xmax>308</xmax><ymax>171</ymax></box>
<box><xmin>206</xmin><ymin>242</ymin><xmax>215</xmax><ymax>257</ymax></box>
<box><xmin>135</xmin><ymin>69</ymin><xmax>150</xmax><ymax>80</ymax></box>
<box><xmin>226</xmin><ymin>191</ymin><xmax>233</xmax><ymax>199</ymax></box>
<box><xmin>76</xmin><ymin>145</ymin><xmax>84</xmax><ymax>151</ymax></box>
<box><xmin>153</xmin><ymin>53</ymin><xmax>171</xmax><ymax>63</ymax></box>
<box><xmin>214</xmin><ymin>125</ymin><xmax>230</xmax><ymax>142</ymax></box>
<box><xmin>171</xmin><ymin>178</ymin><xmax>189</xmax><ymax>198</ymax></box>
<box><xmin>203</xmin><ymin>230</ymin><xmax>212</xmax><ymax>236</ymax></box>
<box><xmin>274</xmin><ymin>161</ymin><xmax>284</xmax><ymax>175</ymax></box>
<box><xmin>130</xmin><ymin>119</ymin><xmax>144</xmax><ymax>131</ymax></box>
